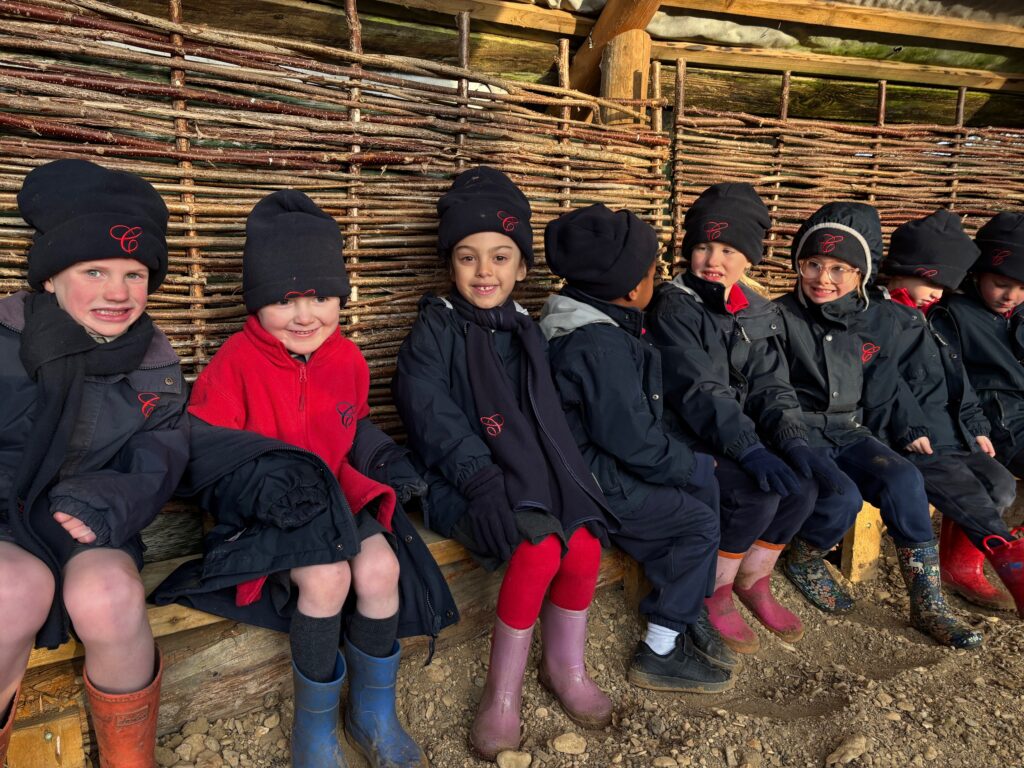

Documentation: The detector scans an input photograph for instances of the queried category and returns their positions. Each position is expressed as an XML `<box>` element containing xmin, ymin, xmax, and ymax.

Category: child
<box><xmin>540</xmin><ymin>203</ymin><xmax>735</xmax><ymax>691</ymax></box>
<box><xmin>869</xmin><ymin>210</ymin><xmax>1021</xmax><ymax>612</ymax></box>
<box><xmin>392</xmin><ymin>168</ymin><xmax>616</xmax><ymax>761</ymax></box>
<box><xmin>646</xmin><ymin>183</ymin><xmax>853</xmax><ymax>654</ymax></box>
<box><xmin>929</xmin><ymin>211</ymin><xmax>1024</xmax><ymax>616</ymax></box>
<box><xmin>0</xmin><ymin>159</ymin><xmax>189</xmax><ymax>764</ymax></box>
<box><xmin>773</xmin><ymin>201</ymin><xmax>981</xmax><ymax>648</ymax></box>
<box><xmin>188</xmin><ymin>190</ymin><xmax>425</xmax><ymax>768</ymax></box>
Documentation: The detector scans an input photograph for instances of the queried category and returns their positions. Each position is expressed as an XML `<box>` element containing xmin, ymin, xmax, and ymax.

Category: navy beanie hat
<box><xmin>436</xmin><ymin>166</ymin><xmax>534</xmax><ymax>266</ymax></box>
<box><xmin>243</xmin><ymin>190</ymin><xmax>349</xmax><ymax>313</ymax></box>
<box><xmin>18</xmin><ymin>159</ymin><xmax>169</xmax><ymax>293</ymax></box>
<box><xmin>884</xmin><ymin>209</ymin><xmax>978</xmax><ymax>290</ymax></box>
<box><xmin>792</xmin><ymin>202</ymin><xmax>883</xmax><ymax>294</ymax></box>
<box><xmin>974</xmin><ymin>212</ymin><xmax>1024</xmax><ymax>284</ymax></box>
<box><xmin>682</xmin><ymin>183</ymin><xmax>771</xmax><ymax>265</ymax></box>
<box><xmin>545</xmin><ymin>203</ymin><xmax>659</xmax><ymax>301</ymax></box>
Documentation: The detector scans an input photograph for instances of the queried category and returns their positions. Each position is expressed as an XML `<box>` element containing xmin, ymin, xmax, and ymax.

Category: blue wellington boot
<box><xmin>291</xmin><ymin>651</ymin><xmax>349</xmax><ymax>768</ymax></box>
<box><xmin>344</xmin><ymin>640</ymin><xmax>428</xmax><ymax>767</ymax></box>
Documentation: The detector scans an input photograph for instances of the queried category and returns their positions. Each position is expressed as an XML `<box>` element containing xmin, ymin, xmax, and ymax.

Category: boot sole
<box><xmin>718</xmin><ymin>633</ymin><xmax>760</xmax><ymax>655</ymax></box>
<box><xmin>693</xmin><ymin>645</ymin><xmax>743</xmax><ymax>672</ymax></box>
<box><xmin>346</xmin><ymin>723</ymin><xmax>431</xmax><ymax>767</ymax></box>
<box><xmin>536</xmin><ymin>671</ymin><xmax>613</xmax><ymax>729</ymax></box>
<box><xmin>627</xmin><ymin>668</ymin><xmax>735</xmax><ymax>693</ymax></box>
<box><xmin>943</xmin><ymin>579</ymin><xmax>1016</xmax><ymax>611</ymax></box>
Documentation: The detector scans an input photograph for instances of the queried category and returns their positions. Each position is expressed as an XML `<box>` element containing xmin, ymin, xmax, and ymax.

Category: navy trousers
<box><xmin>911</xmin><ymin>451</ymin><xmax>1015</xmax><ymax>546</ymax></box>
<box><xmin>715</xmin><ymin>455</ymin><xmax>818</xmax><ymax>554</ymax></box>
<box><xmin>611</xmin><ymin>481</ymin><xmax>720</xmax><ymax>632</ymax></box>
<box><xmin>800</xmin><ymin>436</ymin><xmax>932</xmax><ymax>549</ymax></box>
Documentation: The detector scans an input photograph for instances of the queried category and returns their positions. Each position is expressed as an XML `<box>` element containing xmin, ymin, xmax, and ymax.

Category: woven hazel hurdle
<box><xmin>0</xmin><ymin>0</ymin><xmax>672</xmax><ymax>433</ymax></box>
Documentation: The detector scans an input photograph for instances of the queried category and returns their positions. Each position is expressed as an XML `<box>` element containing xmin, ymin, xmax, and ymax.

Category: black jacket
<box><xmin>869</xmin><ymin>289</ymin><xmax>989</xmax><ymax>452</ymax></box>
<box><xmin>931</xmin><ymin>284</ymin><xmax>1024</xmax><ymax>463</ymax></box>
<box><xmin>773</xmin><ymin>290</ymin><xmax>903</xmax><ymax>448</ymax></box>
<box><xmin>540</xmin><ymin>288</ymin><xmax>714</xmax><ymax>515</ymax></box>
<box><xmin>646</xmin><ymin>274</ymin><xmax>807</xmax><ymax>458</ymax></box>
<box><xmin>152</xmin><ymin>419</ymin><xmax>458</xmax><ymax>643</ymax></box>
<box><xmin>391</xmin><ymin>294</ymin><xmax>609</xmax><ymax>539</ymax></box>
<box><xmin>0</xmin><ymin>292</ymin><xmax>190</xmax><ymax>648</ymax></box>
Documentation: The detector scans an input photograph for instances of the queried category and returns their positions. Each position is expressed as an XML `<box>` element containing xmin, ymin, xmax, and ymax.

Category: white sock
<box><xmin>644</xmin><ymin>623</ymin><xmax>679</xmax><ymax>655</ymax></box>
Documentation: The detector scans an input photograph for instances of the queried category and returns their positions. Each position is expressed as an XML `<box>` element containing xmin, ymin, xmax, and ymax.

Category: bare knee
<box><xmin>0</xmin><ymin>547</ymin><xmax>54</xmax><ymax>640</ymax></box>
<box><xmin>351</xmin><ymin>546</ymin><xmax>400</xmax><ymax>603</ymax></box>
<box><xmin>292</xmin><ymin>560</ymin><xmax>351</xmax><ymax>616</ymax></box>
<box><xmin>64</xmin><ymin>561</ymin><xmax>147</xmax><ymax>644</ymax></box>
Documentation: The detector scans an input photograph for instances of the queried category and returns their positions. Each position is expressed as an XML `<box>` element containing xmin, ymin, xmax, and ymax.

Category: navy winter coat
<box><xmin>931</xmin><ymin>284</ymin><xmax>1024</xmax><ymax>464</ymax></box>
<box><xmin>0</xmin><ymin>291</ymin><xmax>190</xmax><ymax>648</ymax></box>
<box><xmin>540</xmin><ymin>288</ymin><xmax>713</xmax><ymax>515</ymax></box>
<box><xmin>646</xmin><ymin>273</ymin><xmax>807</xmax><ymax>458</ymax></box>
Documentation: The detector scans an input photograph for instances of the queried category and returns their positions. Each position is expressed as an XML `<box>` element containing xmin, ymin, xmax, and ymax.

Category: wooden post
<box><xmin>567</xmin><ymin>0</ymin><xmax>660</xmax><ymax>96</ymax></box>
<box><xmin>841</xmin><ymin>503</ymin><xmax>885</xmax><ymax>583</ymax></box>
<box><xmin>599</xmin><ymin>29</ymin><xmax>652</xmax><ymax>125</ymax></box>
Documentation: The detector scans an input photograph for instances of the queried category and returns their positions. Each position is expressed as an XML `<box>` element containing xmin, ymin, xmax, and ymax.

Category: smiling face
<box><xmin>688</xmin><ymin>241</ymin><xmax>751</xmax><ymax>293</ymax></box>
<box><xmin>977</xmin><ymin>272</ymin><xmax>1024</xmax><ymax>316</ymax></box>
<box><xmin>43</xmin><ymin>258</ymin><xmax>149</xmax><ymax>338</ymax></box>
<box><xmin>887</xmin><ymin>275</ymin><xmax>944</xmax><ymax>308</ymax></box>
<box><xmin>798</xmin><ymin>255</ymin><xmax>861</xmax><ymax>304</ymax></box>
<box><xmin>256</xmin><ymin>295</ymin><xmax>341</xmax><ymax>355</ymax></box>
<box><xmin>450</xmin><ymin>231</ymin><xmax>527</xmax><ymax>309</ymax></box>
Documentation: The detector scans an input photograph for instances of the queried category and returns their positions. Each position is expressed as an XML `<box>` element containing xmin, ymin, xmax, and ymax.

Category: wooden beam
<box><xmin>354</xmin><ymin>0</ymin><xmax>592</xmax><ymax>37</ymax></box>
<box><xmin>568</xmin><ymin>0</ymin><xmax>661</xmax><ymax>95</ymax></box>
<box><xmin>600</xmin><ymin>29</ymin><xmax>652</xmax><ymax>124</ymax></box>
<box><xmin>660</xmin><ymin>0</ymin><xmax>1024</xmax><ymax>51</ymax></box>
<box><xmin>653</xmin><ymin>41</ymin><xmax>1024</xmax><ymax>94</ymax></box>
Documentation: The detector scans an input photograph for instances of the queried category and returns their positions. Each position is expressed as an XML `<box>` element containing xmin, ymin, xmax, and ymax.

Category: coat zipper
<box><xmin>298</xmin><ymin>362</ymin><xmax>308</xmax><ymax>412</ymax></box>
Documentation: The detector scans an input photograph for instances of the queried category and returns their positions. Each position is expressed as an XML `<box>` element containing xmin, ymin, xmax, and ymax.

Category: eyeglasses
<box><xmin>798</xmin><ymin>259</ymin><xmax>860</xmax><ymax>284</ymax></box>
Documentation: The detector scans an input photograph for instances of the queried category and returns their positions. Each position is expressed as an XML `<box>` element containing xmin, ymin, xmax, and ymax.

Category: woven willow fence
<box><xmin>669</xmin><ymin>69</ymin><xmax>1024</xmax><ymax>294</ymax></box>
<box><xmin>0</xmin><ymin>0</ymin><xmax>670</xmax><ymax>429</ymax></box>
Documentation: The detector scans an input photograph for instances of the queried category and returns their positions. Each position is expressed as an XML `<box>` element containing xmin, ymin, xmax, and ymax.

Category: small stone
<box><xmin>175</xmin><ymin>734</ymin><xmax>207</xmax><ymax>763</ymax></box>
<box><xmin>203</xmin><ymin>736</ymin><xmax>221</xmax><ymax>754</ymax></box>
<box><xmin>653</xmin><ymin>758</ymin><xmax>678</xmax><ymax>767</ymax></box>
<box><xmin>876</xmin><ymin>692</ymin><xmax>893</xmax><ymax>707</ymax></box>
<box><xmin>442</xmin><ymin>695</ymin><xmax>454</xmax><ymax>707</ymax></box>
<box><xmin>897</xmin><ymin>701</ymin><xmax>915</xmax><ymax>712</ymax></box>
<box><xmin>552</xmin><ymin>732</ymin><xmax>586</xmax><ymax>755</ymax></box>
<box><xmin>155</xmin><ymin>745</ymin><xmax>179</xmax><ymax>766</ymax></box>
<box><xmin>263</xmin><ymin>691</ymin><xmax>280</xmax><ymax>708</ymax></box>
<box><xmin>825</xmin><ymin>734</ymin><xmax>869</xmax><ymax>766</ymax></box>
<box><xmin>183</xmin><ymin>719</ymin><xmax>210</xmax><ymax>737</ymax></box>
<box><xmin>885</xmin><ymin>712</ymin><xmax>902</xmax><ymax>721</ymax></box>
<box><xmin>924</xmin><ymin>746</ymin><xmax>938</xmax><ymax>761</ymax></box>
<box><xmin>495</xmin><ymin>751</ymin><xmax>532</xmax><ymax>768</ymax></box>
<box><xmin>195</xmin><ymin>753</ymin><xmax>223</xmax><ymax>768</ymax></box>
<box><xmin>263</xmin><ymin>713</ymin><xmax>280</xmax><ymax>729</ymax></box>
<box><xmin>223</xmin><ymin>751</ymin><xmax>239</xmax><ymax>768</ymax></box>
<box><xmin>535</xmin><ymin>707</ymin><xmax>549</xmax><ymax>718</ymax></box>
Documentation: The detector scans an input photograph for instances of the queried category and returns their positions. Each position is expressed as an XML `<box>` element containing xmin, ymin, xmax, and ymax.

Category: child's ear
<box><xmin>515</xmin><ymin>257</ymin><xmax>528</xmax><ymax>282</ymax></box>
<box><xmin>42</xmin><ymin>278</ymin><xmax>55</xmax><ymax>294</ymax></box>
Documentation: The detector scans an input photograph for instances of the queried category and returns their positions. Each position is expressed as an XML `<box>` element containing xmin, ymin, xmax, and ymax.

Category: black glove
<box><xmin>460</xmin><ymin>465</ymin><xmax>519</xmax><ymax>562</ymax></box>
<box><xmin>385</xmin><ymin>455</ymin><xmax>428</xmax><ymax>504</ymax></box>
<box><xmin>739</xmin><ymin>446</ymin><xmax>803</xmax><ymax>497</ymax></box>
<box><xmin>784</xmin><ymin>441</ymin><xmax>846</xmax><ymax>495</ymax></box>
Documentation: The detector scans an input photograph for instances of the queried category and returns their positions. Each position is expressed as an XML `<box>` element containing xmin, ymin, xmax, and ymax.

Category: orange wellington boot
<box><xmin>0</xmin><ymin>685</ymin><xmax>20</xmax><ymax>767</ymax></box>
<box><xmin>84</xmin><ymin>649</ymin><xmax>162</xmax><ymax>768</ymax></box>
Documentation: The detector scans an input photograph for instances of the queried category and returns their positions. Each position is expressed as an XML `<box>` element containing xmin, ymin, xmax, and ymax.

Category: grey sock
<box><xmin>347</xmin><ymin>611</ymin><xmax>399</xmax><ymax>658</ymax></box>
<box><xmin>290</xmin><ymin>610</ymin><xmax>342</xmax><ymax>683</ymax></box>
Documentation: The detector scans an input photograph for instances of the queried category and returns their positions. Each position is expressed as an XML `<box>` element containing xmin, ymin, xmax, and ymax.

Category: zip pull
<box><xmin>299</xmin><ymin>363</ymin><xmax>308</xmax><ymax>411</ymax></box>
<box><xmin>739</xmin><ymin>325</ymin><xmax>751</xmax><ymax>343</ymax></box>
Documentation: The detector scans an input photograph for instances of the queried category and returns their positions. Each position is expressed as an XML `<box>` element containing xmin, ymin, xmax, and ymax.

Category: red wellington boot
<box><xmin>0</xmin><ymin>685</ymin><xmax>19</xmax><ymax>767</ymax></box>
<box><xmin>939</xmin><ymin>518</ymin><xmax>1014</xmax><ymax>610</ymax></box>
<box><xmin>982</xmin><ymin>532</ymin><xmax>1024</xmax><ymax>619</ymax></box>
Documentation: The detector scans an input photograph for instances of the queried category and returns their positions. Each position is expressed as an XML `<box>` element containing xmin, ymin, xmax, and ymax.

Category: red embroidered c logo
<box><xmin>861</xmin><ymin>342</ymin><xmax>880</xmax><ymax>363</ymax></box>
<box><xmin>284</xmin><ymin>289</ymin><xmax>317</xmax><ymax>299</ymax></box>
<box><xmin>137</xmin><ymin>392</ymin><xmax>160</xmax><ymax>418</ymax></box>
<box><xmin>819</xmin><ymin>234</ymin><xmax>845</xmax><ymax>254</ymax></box>
<box><xmin>496</xmin><ymin>211</ymin><xmax>518</xmax><ymax>233</ymax></box>
<box><xmin>992</xmin><ymin>249</ymin><xmax>1011</xmax><ymax>266</ymax></box>
<box><xmin>480</xmin><ymin>413</ymin><xmax>504</xmax><ymax>437</ymax></box>
<box><xmin>704</xmin><ymin>221</ymin><xmax>729</xmax><ymax>241</ymax></box>
<box><xmin>109</xmin><ymin>225</ymin><xmax>143</xmax><ymax>254</ymax></box>
<box><xmin>914</xmin><ymin>267</ymin><xmax>939</xmax><ymax>278</ymax></box>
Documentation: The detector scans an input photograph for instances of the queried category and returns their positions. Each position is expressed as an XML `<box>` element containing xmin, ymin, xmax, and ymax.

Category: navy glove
<box><xmin>460</xmin><ymin>465</ymin><xmax>519</xmax><ymax>562</ymax></box>
<box><xmin>739</xmin><ymin>445</ymin><xmax>803</xmax><ymax>497</ymax></box>
<box><xmin>385</xmin><ymin>455</ymin><xmax>428</xmax><ymax>504</ymax></box>
<box><xmin>784</xmin><ymin>441</ymin><xmax>846</xmax><ymax>495</ymax></box>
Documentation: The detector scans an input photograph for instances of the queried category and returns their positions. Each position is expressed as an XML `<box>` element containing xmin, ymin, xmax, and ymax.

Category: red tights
<box><xmin>495</xmin><ymin>528</ymin><xmax>602</xmax><ymax>630</ymax></box>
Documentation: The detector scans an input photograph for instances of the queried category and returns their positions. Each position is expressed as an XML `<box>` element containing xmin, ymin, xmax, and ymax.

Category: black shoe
<box><xmin>627</xmin><ymin>633</ymin><xmax>735</xmax><ymax>693</ymax></box>
<box><xmin>689</xmin><ymin>609</ymin><xmax>742</xmax><ymax>672</ymax></box>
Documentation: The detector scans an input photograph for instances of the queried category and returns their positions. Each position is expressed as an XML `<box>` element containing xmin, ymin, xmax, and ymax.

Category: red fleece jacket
<box><xmin>190</xmin><ymin>316</ymin><xmax>396</xmax><ymax>603</ymax></box>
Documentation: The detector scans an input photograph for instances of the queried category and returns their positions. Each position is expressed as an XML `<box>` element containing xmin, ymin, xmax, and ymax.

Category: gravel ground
<box><xmin>149</xmin><ymin>539</ymin><xmax>1024</xmax><ymax>768</ymax></box>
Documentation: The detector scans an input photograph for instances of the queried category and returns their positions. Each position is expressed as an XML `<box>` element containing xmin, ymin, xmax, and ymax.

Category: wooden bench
<box><xmin>10</xmin><ymin>511</ymin><xmax>625</xmax><ymax>768</ymax></box>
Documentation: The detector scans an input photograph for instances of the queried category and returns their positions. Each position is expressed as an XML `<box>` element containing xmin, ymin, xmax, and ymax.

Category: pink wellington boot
<box><xmin>705</xmin><ymin>584</ymin><xmax>760</xmax><ymax>654</ymax></box>
<box><xmin>734</xmin><ymin>575</ymin><xmax>805</xmax><ymax>642</ymax></box>
<box><xmin>469</xmin><ymin>618</ymin><xmax>534</xmax><ymax>761</ymax></box>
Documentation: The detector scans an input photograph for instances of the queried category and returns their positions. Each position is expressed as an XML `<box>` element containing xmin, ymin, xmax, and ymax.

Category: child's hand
<box><xmin>905</xmin><ymin>436</ymin><xmax>933</xmax><ymax>455</ymax></box>
<box><xmin>52</xmin><ymin>512</ymin><xmax>97</xmax><ymax>544</ymax></box>
<box><xmin>975</xmin><ymin>435</ymin><xmax>996</xmax><ymax>457</ymax></box>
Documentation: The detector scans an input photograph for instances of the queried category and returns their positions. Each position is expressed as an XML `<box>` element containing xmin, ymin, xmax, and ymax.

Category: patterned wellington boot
<box><xmin>783</xmin><ymin>538</ymin><xmax>854</xmax><ymax>614</ymax></box>
<box><xmin>940</xmin><ymin>518</ymin><xmax>1014</xmax><ymax>610</ymax></box>
<box><xmin>896</xmin><ymin>541</ymin><xmax>983</xmax><ymax>649</ymax></box>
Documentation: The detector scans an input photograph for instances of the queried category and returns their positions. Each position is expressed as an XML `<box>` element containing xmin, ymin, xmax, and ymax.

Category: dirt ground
<box><xmin>153</xmin><ymin>536</ymin><xmax>1024</xmax><ymax>768</ymax></box>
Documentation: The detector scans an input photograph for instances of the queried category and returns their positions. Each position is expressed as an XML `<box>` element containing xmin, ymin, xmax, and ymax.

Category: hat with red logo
<box><xmin>792</xmin><ymin>202</ymin><xmax>883</xmax><ymax>296</ymax></box>
<box><xmin>682</xmin><ymin>183</ymin><xmax>771</xmax><ymax>265</ymax></box>
<box><xmin>436</xmin><ymin>166</ymin><xmax>534</xmax><ymax>266</ymax></box>
<box><xmin>883</xmin><ymin>209</ymin><xmax>978</xmax><ymax>290</ymax></box>
<box><xmin>973</xmin><ymin>211</ymin><xmax>1024</xmax><ymax>284</ymax></box>
<box><xmin>18</xmin><ymin>159</ymin><xmax>169</xmax><ymax>293</ymax></box>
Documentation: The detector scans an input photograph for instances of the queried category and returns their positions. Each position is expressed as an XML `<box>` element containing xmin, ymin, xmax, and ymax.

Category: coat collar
<box><xmin>561</xmin><ymin>286</ymin><xmax>645</xmax><ymax>338</ymax></box>
<box><xmin>241</xmin><ymin>313</ymin><xmax>344</xmax><ymax>368</ymax></box>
